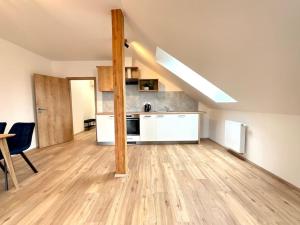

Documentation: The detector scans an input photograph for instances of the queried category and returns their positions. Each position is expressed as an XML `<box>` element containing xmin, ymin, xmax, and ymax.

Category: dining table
<box><xmin>0</xmin><ymin>134</ymin><xmax>19</xmax><ymax>189</ymax></box>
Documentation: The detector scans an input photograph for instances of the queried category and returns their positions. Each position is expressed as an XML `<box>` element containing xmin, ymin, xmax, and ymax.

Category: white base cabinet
<box><xmin>140</xmin><ymin>115</ymin><xmax>157</xmax><ymax>141</ymax></box>
<box><xmin>140</xmin><ymin>114</ymin><xmax>199</xmax><ymax>142</ymax></box>
<box><xmin>97</xmin><ymin>113</ymin><xmax>199</xmax><ymax>143</ymax></box>
<box><xmin>97</xmin><ymin>115</ymin><xmax>115</xmax><ymax>142</ymax></box>
<box><xmin>175</xmin><ymin>114</ymin><xmax>199</xmax><ymax>141</ymax></box>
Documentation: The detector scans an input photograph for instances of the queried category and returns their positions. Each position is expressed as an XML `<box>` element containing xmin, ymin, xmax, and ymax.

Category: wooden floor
<box><xmin>0</xmin><ymin>130</ymin><xmax>299</xmax><ymax>225</ymax></box>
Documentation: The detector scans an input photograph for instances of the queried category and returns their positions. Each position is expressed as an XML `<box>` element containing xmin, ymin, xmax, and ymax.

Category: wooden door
<box><xmin>34</xmin><ymin>74</ymin><xmax>73</xmax><ymax>148</ymax></box>
<box><xmin>97</xmin><ymin>66</ymin><xmax>113</xmax><ymax>92</ymax></box>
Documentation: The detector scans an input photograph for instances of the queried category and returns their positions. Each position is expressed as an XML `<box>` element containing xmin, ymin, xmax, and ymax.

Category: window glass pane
<box><xmin>155</xmin><ymin>47</ymin><xmax>237</xmax><ymax>103</ymax></box>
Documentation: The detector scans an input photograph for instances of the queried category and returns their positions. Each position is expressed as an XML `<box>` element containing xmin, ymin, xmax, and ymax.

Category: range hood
<box><xmin>126</xmin><ymin>78</ymin><xmax>139</xmax><ymax>85</ymax></box>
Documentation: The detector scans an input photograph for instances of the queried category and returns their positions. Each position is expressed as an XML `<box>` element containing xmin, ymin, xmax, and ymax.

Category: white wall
<box><xmin>0</xmin><ymin>38</ymin><xmax>52</xmax><ymax>149</ymax></box>
<box><xmin>209</xmin><ymin>109</ymin><xmax>300</xmax><ymax>188</ymax></box>
<box><xmin>52</xmin><ymin>58</ymin><xmax>187</xmax><ymax>113</ymax></box>
<box><xmin>198</xmin><ymin>102</ymin><xmax>210</xmax><ymax>138</ymax></box>
<box><xmin>70</xmin><ymin>80</ymin><xmax>95</xmax><ymax>134</ymax></box>
<box><xmin>134</xmin><ymin>59</ymin><xmax>182</xmax><ymax>91</ymax></box>
<box><xmin>51</xmin><ymin>60</ymin><xmax>110</xmax><ymax>112</ymax></box>
<box><xmin>51</xmin><ymin>58</ymin><xmax>133</xmax><ymax>113</ymax></box>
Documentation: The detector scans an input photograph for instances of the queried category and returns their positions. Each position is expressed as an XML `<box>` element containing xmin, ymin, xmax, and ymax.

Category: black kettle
<box><xmin>144</xmin><ymin>103</ymin><xmax>151</xmax><ymax>112</ymax></box>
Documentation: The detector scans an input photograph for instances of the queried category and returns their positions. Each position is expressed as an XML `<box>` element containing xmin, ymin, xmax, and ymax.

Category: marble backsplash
<box><xmin>102</xmin><ymin>85</ymin><xmax>198</xmax><ymax>112</ymax></box>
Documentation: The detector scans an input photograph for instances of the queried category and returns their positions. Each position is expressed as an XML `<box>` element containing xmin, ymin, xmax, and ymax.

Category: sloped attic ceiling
<box><xmin>122</xmin><ymin>0</ymin><xmax>300</xmax><ymax>114</ymax></box>
<box><xmin>0</xmin><ymin>0</ymin><xmax>299</xmax><ymax>114</ymax></box>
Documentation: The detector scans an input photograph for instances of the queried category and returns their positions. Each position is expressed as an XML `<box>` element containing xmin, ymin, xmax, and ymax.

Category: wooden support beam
<box><xmin>111</xmin><ymin>9</ymin><xmax>127</xmax><ymax>175</ymax></box>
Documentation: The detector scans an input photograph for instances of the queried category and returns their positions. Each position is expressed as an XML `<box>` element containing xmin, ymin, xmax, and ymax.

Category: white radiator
<box><xmin>224</xmin><ymin>120</ymin><xmax>247</xmax><ymax>154</ymax></box>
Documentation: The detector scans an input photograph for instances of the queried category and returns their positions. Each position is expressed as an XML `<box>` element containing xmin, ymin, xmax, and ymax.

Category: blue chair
<box><xmin>0</xmin><ymin>122</ymin><xmax>6</xmax><ymax>134</ymax></box>
<box><xmin>1</xmin><ymin>123</ymin><xmax>37</xmax><ymax>191</ymax></box>
<box><xmin>0</xmin><ymin>122</ymin><xmax>7</xmax><ymax>173</ymax></box>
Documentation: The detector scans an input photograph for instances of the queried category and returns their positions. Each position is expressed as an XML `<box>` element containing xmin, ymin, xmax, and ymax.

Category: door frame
<box><xmin>67</xmin><ymin>77</ymin><xmax>97</xmax><ymax>135</ymax></box>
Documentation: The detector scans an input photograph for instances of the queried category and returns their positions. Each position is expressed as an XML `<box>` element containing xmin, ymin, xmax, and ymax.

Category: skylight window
<box><xmin>155</xmin><ymin>47</ymin><xmax>237</xmax><ymax>103</ymax></box>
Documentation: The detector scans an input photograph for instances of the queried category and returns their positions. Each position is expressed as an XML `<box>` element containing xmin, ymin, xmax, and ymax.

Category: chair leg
<box><xmin>0</xmin><ymin>161</ymin><xmax>5</xmax><ymax>172</ymax></box>
<box><xmin>20</xmin><ymin>152</ymin><xmax>38</xmax><ymax>173</ymax></box>
<box><xmin>4</xmin><ymin>161</ymin><xmax>8</xmax><ymax>191</ymax></box>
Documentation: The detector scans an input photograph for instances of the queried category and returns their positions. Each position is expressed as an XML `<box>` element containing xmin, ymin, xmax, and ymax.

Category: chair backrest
<box><xmin>7</xmin><ymin>123</ymin><xmax>35</xmax><ymax>152</ymax></box>
<box><xmin>0</xmin><ymin>122</ymin><xmax>7</xmax><ymax>134</ymax></box>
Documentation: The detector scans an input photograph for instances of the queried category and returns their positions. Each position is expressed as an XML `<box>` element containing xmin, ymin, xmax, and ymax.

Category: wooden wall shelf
<box><xmin>138</xmin><ymin>79</ymin><xmax>159</xmax><ymax>92</ymax></box>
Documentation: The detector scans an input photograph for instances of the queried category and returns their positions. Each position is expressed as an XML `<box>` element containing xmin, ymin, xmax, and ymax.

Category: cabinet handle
<box><xmin>178</xmin><ymin>115</ymin><xmax>186</xmax><ymax>118</ymax></box>
<box><xmin>144</xmin><ymin>115</ymin><xmax>152</xmax><ymax>118</ymax></box>
<box><xmin>157</xmin><ymin>115</ymin><xmax>164</xmax><ymax>118</ymax></box>
<box><xmin>109</xmin><ymin>115</ymin><xmax>114</xmax><ymax>118</ymax></box>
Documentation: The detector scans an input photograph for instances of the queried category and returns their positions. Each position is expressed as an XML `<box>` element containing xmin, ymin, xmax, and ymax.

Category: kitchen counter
<box><xmin>96</xmin><ymin>111</ymin><xmax>206</xmax><ymax>115</ymax></box>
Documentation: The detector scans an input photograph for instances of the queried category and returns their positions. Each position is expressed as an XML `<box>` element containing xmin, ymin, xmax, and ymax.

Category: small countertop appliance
<box><xmin>144</xmin><ymin>103</ymin><xmax>151</xmax><ymax>112</ymax></box>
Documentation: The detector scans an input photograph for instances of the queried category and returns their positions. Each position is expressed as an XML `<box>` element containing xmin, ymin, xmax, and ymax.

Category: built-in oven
<box><xmin>126</xmin><ymin>114</ymin><xmax>140</xmax><ymax>142</ymax></box>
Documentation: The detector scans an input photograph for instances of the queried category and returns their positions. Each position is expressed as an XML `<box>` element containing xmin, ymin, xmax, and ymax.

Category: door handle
<box><xmin>37</xmin><ymin>108</ymin><xmax>47</xmax><ymax>113</ymax></box>
<box><xmin>37</xmin><ymin>107</ymin><xmax>47</xmax><ymax>111</ymax></box>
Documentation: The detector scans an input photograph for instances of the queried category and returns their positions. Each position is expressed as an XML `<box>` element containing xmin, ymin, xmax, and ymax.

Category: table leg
<box><xmin>0</xmin><ymin>139</ymin><xmax>19</xmax><ymax>189</ymax></box>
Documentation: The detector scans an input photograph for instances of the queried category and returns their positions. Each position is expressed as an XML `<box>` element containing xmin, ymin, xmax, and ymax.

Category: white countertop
<box><xmin>97</xmin><ymin>111</ymin><xmax>206</xmax><ymax>115</ymax></box>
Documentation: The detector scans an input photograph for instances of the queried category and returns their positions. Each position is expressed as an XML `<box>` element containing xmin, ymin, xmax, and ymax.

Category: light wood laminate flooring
<box><xmin>0</xmin><ymin>130</ymin><xmax>299</xmax><ymax>225</ymax></box>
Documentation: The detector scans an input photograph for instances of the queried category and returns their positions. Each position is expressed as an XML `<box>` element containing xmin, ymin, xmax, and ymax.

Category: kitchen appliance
<box><xmin>126</xmin><ymin>114</ymin><xmax>140</xmax><ymax>143</ymax></box>
<box><xmin>144</xmin><ymin>103</ymin><xmax>151</xmax><ymax>112</ymax></box>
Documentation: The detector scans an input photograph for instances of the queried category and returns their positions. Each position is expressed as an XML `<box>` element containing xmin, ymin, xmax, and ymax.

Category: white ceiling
<box><xmin>1</xmin><ymin>0</ymin><xmax>300</xmax><ymax>114</ymax></box>
<box><xmin>0</xmin><ymin>0</ymin><xmax>122</xmax><ymax>60</ymax></box>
